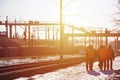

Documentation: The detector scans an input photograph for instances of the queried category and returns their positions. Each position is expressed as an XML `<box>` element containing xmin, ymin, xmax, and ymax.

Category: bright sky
<box><xmin>0</xmin><ymin>0</ymin><xmax>118</xmax><ymax>28</ymax></box>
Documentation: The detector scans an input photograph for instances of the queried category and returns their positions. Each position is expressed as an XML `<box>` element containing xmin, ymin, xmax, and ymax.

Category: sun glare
<box><xmin>0</xmin><ymin>0</ymin><xmax>118</xmax><ymax>39</ymax></box>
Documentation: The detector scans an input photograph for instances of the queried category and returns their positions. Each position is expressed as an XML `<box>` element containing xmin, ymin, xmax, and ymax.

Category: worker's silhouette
<box><xmin>98</xmin><ymin>45</ymin><xmax>107</xmax><ymax>71</ymax></box>
<box><xmin>106</xmin><ymin>45</ymin><xmax>115</xmax><ymax>70</ymax></box>
<box><xmin>85</xmin><ymin>45</ymin><xmax>96</xmax><ymax>71</ymax></box>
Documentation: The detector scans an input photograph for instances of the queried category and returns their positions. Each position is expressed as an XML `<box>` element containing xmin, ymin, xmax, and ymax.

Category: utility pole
<box><xmin>9</xmin><ymin>24</ymin><xmax>12</xmax><ymax>39</ymax></box>
<box><xmin>15</xmin><ymin>19</ymin><xmax>17</xmax><ymax>38</ymax></box>
<box><xmin>105</xmin><ymin>28</ymin><xmax>108</xmax><ymax>48</ymax></box>
<box><xmin>60</xmin><ymin>0</ymin><xmax>63</xmax><ymax>59</ymax></box>
<box><xmin>5</xmin><ymin>16</ymin><xmax>8</xmax><ymax>38</ymax></box>
<box><xmin>28</xmin><ymin>23</ymin><xmax>30</xmax><ymax>48</ymax></box>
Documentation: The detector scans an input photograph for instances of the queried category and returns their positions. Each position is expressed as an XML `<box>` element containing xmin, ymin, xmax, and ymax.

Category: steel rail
<box><xmin>0</xmin><ymin>57</ymin><xmax>85</xmax><ymax>80</ymax></box>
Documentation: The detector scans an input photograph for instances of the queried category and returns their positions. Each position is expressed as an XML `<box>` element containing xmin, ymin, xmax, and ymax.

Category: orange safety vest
<box><xmin>86</xmin><ymin>47</ymin><xmax>96</xmax><ymax>59</ymax></box>
<box><xmin>98</xmin><ymin>47</ymin><xmax>107</xmax><ymax>60</ymax></box>
<box><xmin>106</xmin><ymin>48</ymin><xmax>115</xmax><ymax>59</ymax></box>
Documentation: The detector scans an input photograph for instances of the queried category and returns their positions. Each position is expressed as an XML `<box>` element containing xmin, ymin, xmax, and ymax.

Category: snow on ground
<box><xmin>0</xmin><ymin>56</ymin><xmax>59</xmax><ymax>67</ymax></box>
<box><xmin>15</xmin><ymin>56</ymin><xmax>120</xmax><ymax>80</ymax></box>
<box><xmin>0</xmin><ymin>54</ymin><xmax>82</xmax><ymax>67</ymax></box>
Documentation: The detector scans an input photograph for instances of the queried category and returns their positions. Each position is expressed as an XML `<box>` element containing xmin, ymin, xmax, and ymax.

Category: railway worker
<box><xmin>97</xmin><ymin>45</ymin><xmax>103</xmax><ymax>70</ymax></box>
<box><xmin>85</xmin><ymin>45</ymin><xmax>96</xmax><ymax>71</ymax></box>
<box><xmin>98</xmin><ymin>45</ymin><xmax>107</xmax><ymax>71</ymax></box>
<box><xmin>106</xmin><ymin>45</ymin><xmax>115</xmax><ymax>70</ymax></box>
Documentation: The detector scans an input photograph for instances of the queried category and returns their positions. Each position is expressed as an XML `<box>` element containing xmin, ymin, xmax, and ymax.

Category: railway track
<box><xmin>0</xmin><ymin>57</ymin><xmax>85</xmax><ymax>80</ymax></box>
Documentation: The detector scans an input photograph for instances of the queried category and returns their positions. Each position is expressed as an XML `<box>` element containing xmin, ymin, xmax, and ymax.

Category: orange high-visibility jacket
<box><xmin>86</xmin><ymin>46</ymin><xmax>96</xmax><ymax>59</ymax></box>
<box><xmin>106</xmin><ymin>48</ymin><xmax>115</xmax><ymax>59</ymax></box>
<box><xmin>98</xmin><ymin>47</ymin><xmax>107</xmax><ymax>60</ymax></box>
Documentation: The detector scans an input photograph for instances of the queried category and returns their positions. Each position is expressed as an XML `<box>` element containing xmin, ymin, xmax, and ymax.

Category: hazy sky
<box><xmin>0</xmin><ymin>0</ymin><xmax>118</xmax><ymax>28</ymax></box>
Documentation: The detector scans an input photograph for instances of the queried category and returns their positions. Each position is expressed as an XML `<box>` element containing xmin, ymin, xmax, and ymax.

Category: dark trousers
<box><xmin>99</xmin><ymin>59</ymin><xmax>106</xmax><ymax>70</ymax></box>
<box><xmin>107</xmin><ymin>59</ymin><xmax>113</xmax><ymax>70</ymax></box>
<box><xmin>86</xmin><ymin>58</ymin><xmax>94</xmax><ymax>71</ymax></box>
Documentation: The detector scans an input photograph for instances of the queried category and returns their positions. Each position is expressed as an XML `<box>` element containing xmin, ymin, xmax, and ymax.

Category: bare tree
<box><xmin>113</xmin><ymin>0</ymin><xmax>120</xmax><ymax>25</ymax></box>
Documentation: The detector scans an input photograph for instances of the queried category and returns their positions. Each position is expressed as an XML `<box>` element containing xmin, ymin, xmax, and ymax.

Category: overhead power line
<box><xmin>63</xmin><ymin>0</ymin><xmax>75</xmax><ymax>9</ymax></box>
<box><xmin>49</xmin><ymin>0</ymin><xmax>59</xmax><ymax>5</ymax></box>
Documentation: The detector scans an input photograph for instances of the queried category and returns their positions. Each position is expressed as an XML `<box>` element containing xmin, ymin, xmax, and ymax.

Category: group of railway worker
<box><xmin>85</xmin><ymin>44</ymin><xmax>115</xmax><ymax>71</ymax></box>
